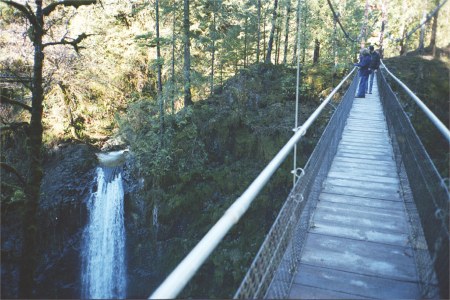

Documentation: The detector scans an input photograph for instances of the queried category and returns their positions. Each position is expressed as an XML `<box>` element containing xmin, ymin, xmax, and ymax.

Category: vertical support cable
<box><xmin>293</xmin><ymin>0</ymin><xmax>303</xmax><ymax>186</ymax></box>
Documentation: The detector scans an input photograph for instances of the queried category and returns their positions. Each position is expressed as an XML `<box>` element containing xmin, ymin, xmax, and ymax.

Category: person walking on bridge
<box><xmin>354</xmin><ymin>48</ymin><xmax>371</xmax><ymax>98</ymax></box>
<box><xmin>367</xmin><ymin>45</ymin><xmax>380</xmax><ymax>94</ymax></box>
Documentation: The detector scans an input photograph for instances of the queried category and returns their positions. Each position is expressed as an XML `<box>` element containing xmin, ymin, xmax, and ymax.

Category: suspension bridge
<box><xmin>148</xmin><ymin>61</ymin><xmax>449</xmax><ymax>299</ymax></box>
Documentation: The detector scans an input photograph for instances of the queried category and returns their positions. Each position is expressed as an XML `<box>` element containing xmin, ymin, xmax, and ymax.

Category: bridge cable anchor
<box><xmin>291</xmin><ymin>168</ymin><xmax>305</xmax><ymax>179</ymax></box>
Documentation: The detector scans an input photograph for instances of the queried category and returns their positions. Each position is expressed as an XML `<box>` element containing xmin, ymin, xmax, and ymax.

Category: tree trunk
<box><xmin>263</xmin><ymin>11</ymin><xmax>267</xmax><ymax>61</ymax></box>
<box><xmin>399</xmin><ymin>27</ymin><xmax>408</xmax><ymax>55</ymax></box>
<box><xmin>171</xmin><ymin>5</ymin><xmax>176</xmax><ymax>113</ymax></box>
<box><xmin>275</xmin><ymin>18</ymin><xmax>281</xmax><ymax>64</ymax></box>
<box><xmin>292</xmin><ymin>0</ymin><xmax>301</xmax><ymax>65</ymax></box>
<box><xmin>333</xmin><ymin>17</ymin><xmax>337</xmax><ymax>78</ymax></box>
<box><xmin>282</xmin><ymin>0</ymin><xmax>291</xmax><ymax>65</ymax></box>
<box><xmin>265</xmin><ymin>0</ymin><xmax>279</xmax><ymax>63</ymax></box>
<box><xmin>378</xmin><ymin>0</ymin><xmax>387</xmax><ymax>58</ymax></box>
<box><xmin>429</xmin><ymin>0</ymin><xmax>439</xmax><ymax>57</ymax></box>
<box><xmin>220</xmin><ymin>60</ymin><xmax>223</xmax><ymax>87</ymax></box>
<box><xmin>302</xmin><ymin>1</ymin><xmax>307</xmax><ymax>63</ymax></box>
<box><xmin>359</xmin><ymin>0</ymin><xmax>369</xmax><ymax>48</ymax></box>
<box><xmin>313</xmin><ymin>38</ymin><xmax>320</xmax><ymax>64</ymax></box>
<box><xmin>210</xmin><ymin>7</ymin><xmax>216</xmax><ymax>95</ymax></box>
<box><xmin>399</xmin><ymin>0</ymin><xmax>408</xmax><ymax>55</ymax></box>
<box><xmin>155</xmin><ymin>0</ymin><xmax>164</xmax><ymax>143</ymax></box>
<box><xmin>256</xmin><ymin>0</ymin><xmax>261</xmax><ymax>63</ymax></box>
<box><xmin>244</xmin><ymin>16</ymin><xmax>248</xmax><ymax>67</ymax></box>
<box><xmin>183</xmin><ymin>0</ymin><xmax>193</xmax><ymax>106</ymax></box>
<box><xmin>418</xmin><ymin>10</ymin><xmax>426</xmax><ymax>54</ymax></box>
<box><xmin>19</xmin><ymin>1</ymin><xmax>44</xmax><ymax>297</ymax></box>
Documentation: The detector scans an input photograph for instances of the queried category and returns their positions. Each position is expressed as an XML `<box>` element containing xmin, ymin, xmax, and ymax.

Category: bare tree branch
<box><xmin>0</xmin><ymin>162</ymin><xmax>26</xmax><ymax>186</ymax></box>
<box><xmin>43</xmin><ymin>0</ymin><xmax>97</xmax><ymax>16</ymax></box>
<box><xmin>0</xmin><ymin>67</ymin><xmax>33</xmax><ymax>91</ymax></box>
<box><xmin>1</xmin><ymin>122</ymin><xmax>29</xmax><ymax>131</ymax></box>
<box><xmin>0</xmin><ymin>0</ymin><xmax>37</xmax><ymax>28</ymax></box>
<box><xmin>42</xmin><ymin>33</ymin><xmax>92</xmax><ymax>52</ymax></box>
<box><xmin>0</xmin><ymin>97</ymin><xmax>32</xmax><ymax>112</ymax></box>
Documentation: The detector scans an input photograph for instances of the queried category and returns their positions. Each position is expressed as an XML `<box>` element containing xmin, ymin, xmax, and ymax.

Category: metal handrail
<box><xmin>380</xmin><ymin>60</ymin><xmax>450</xmax><ymax>143</ymax></box>
<box><xmin>149</xmin><ymin>67</ymin><xmax>357</xmax><ymax>299</ymax></box>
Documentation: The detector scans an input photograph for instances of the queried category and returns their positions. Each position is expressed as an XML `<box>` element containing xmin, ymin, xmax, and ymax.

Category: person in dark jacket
<box><xmin>367</xmin><ymin>45</ymin><xmax>381</xmax><ymax>94</ymax></box>
<box><xmin>354</xmin><ymin>48</ymin><xmax>371</xmax><ymax>98</ymax></box>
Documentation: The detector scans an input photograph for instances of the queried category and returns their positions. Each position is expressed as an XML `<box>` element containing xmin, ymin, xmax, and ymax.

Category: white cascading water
<box><xmin>81</xmin><ymin>151</ymin><xmax>127</xmax><ymax>299</ymax></box>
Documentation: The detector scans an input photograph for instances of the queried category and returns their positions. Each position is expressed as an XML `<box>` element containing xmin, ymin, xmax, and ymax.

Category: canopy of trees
<box><xmin>1</xmin><ymin>0</ymin><xmax>449</xmax><ymax>143</ymax></box>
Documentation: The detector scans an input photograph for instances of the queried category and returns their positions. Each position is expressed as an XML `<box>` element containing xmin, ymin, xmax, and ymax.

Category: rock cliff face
<box><xmin>35</xmin><ymin>143</ymin><xmax>98</xmax><ymax>298</ymax></box>
<box><xmin>2</xmin><ymin>143</ymin><xmax>97</xmax><ymax>298</ymax></box>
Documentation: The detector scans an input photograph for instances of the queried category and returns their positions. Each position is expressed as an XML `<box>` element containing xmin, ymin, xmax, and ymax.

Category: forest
<box><xmin>1</xmin><ymin>0</ymin><xmax>449</xmax><ymax>298</ymax></box>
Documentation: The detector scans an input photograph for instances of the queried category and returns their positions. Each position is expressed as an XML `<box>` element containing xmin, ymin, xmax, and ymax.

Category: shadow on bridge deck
<box><xmin>281</xmin><ymin>77</ymin><xmax>422</xmax><ymax>299</ymax></box>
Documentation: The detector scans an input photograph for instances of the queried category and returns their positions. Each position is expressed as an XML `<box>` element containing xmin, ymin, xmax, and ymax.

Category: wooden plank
<box><xmin>323</xmin><ymin>178</ymin><xmax>402</xmax><ymax>201</ymax></box>
<box><xmin>309</xmin><ymin>221</ymin><xmax>410</xmax><ymax>247</ymax></box>
<box><xmin>347</xmin><ymin>116</ymin><xmax>385</xmax><ymax>123</ymax></box>
<box><xmin>312</xmin><ymin>202</ymin><xmax>408</xmax><ymax>235</ymax></box>
<box><xmin>330</xmin><ymin>161</ymin><xmax>397</xmax><ymax>175</ymax></box>
<box><xmin>339</xmin><ymin>139</ymin><xmax>391</xmax><ymax>148</ymax></box>
<box><xmin>316</xmin><ymin>200</ymin><xmax>405</xmax><ymax>218</ymax></box>
<box><xmin>318</xmin><ymin>193</ymin><xmax>404</xmax><ymax>210</ymax></box>
<box><xmin>300</xmin><ymin>233</ymin><xmax>418</xmax><ymax>281</ymax></box>
<box><xmin>289</xmin><ymin>283</ymin><xmax>364</xmax><ymax>299</ymax></box>
<box><xmin>338</xmin><ymin>143</ymin><xmax>392</xmax><ymax>152</ymax></box>
<box><xmin>337</xmin><ymin>148</ymin><xmax>392</xmax><ymax>157</ymax></box>
<box><xmin>291</xmin><ymin>264</ymin><xmax>421</xmax><ymax>299</ymax></box>
<box><xmin>333</xmin><ymin>156</ymin><xmax>396</xmax><ymax>167</ymax></box>
<box><xmin>327</xmin><ymin>170</ymin><xmax>399</xmax><ymax>184</ymax></box>
<box><xmin>324</xmin><ymin>177</ymin><xmax>400</xmax><ymax>192</ymax></box>
<box><xmin>336</xmin><ymin>151</ymin><xmax>393</xmax><ymax>161</ymax></box>
<box><xmin>346</xmin><ymin>127</ymin><xmax>388</xmax><ymax>138</ymax></box>
<box><xmin>340</xmin><ymin>134</ymin><xmax>390</xmax><ymax>144</ymax></box>
<box><xmin>345</xmin><ymin>123</ymin><xmax>386</xmax><ymax>130</ymax></box>
<box><xmin>311</xmin><ymin>201</ymin><xmax>410</xmax><ymax>246</ymax></box>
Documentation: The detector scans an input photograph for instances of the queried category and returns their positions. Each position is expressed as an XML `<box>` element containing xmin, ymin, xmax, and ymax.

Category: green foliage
<box><xmin>119</xmin><ymin>100</ymin><xmax>206</xmax><ymax>182</ymax></box>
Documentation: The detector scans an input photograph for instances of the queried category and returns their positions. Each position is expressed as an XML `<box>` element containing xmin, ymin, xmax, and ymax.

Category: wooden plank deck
<box><xmin>288</xmin><ymin>77</ymin><xmax>421</xmax><ymax>299</ymax></box>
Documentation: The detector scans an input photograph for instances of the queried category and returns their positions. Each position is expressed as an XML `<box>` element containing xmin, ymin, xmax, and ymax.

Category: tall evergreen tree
<box><xmin>292</xmin><ymin>0</ymin><xmax>301</xmax><ymax>65</ymax></box>
<box><xmin>155</xmin><ymin>0</ymin><xmax>164</xmax><ymax>142</ymax></box>
<box><xmin>428</xmin><ymin>0</ymin><xmax>440</xmax><ymax>56</ymax></box>
<box><xmin>183</xmin><ymin>0</ymin><xmax>193</xmax><ymax>106</ymax></box>
<box><xmin>379</xmin><ymin>0</ymin><xmax>387</xmax><ymax>57</ymax></box>
<box><xmin>282</xmin><ymin>0</ymin><xmax>291</xmax><ymax>65</ymax></box>
<box><xmin>256</xmin><ymin>0</ymin><xmax>262</xmax><ymax>63</ymax></box>
<box><xmin>0</xmin><ymin>0</ymin><xmax>97</xmax><ymax>297</ymax></box>
<box><xmin>265</xmin><ymin>0</ymin><xmax>279</xmax><ymax>63</ymax></box>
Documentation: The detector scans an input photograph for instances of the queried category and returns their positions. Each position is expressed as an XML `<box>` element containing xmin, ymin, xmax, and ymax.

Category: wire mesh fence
<box><xmin>378</xmin><ymin>69</ymin><xmax>449</xmax><ymax>299</ymax></box>
<box><xmin>234</xmin><ymin>75</ymin><xmax>358</xmax><ymax>299</ymax></box>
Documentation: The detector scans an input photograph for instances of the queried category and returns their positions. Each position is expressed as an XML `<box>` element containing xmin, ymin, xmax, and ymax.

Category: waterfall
<box><xmin>82</xmin><ymin>151</ymin><xmax>127</xmax><ymax>299</ymax></box>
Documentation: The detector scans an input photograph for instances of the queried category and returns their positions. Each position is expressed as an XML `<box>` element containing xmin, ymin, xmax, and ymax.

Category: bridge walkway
<box><xmin>287</xmin><ymin>78</ymin><xmax>421</xmax><ymax>298</ymax></box>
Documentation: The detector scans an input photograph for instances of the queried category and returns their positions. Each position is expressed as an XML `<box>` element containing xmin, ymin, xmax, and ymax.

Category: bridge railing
<box><xmin>235</xmin><ymin>71</ymin><xmax>359</xmax><ymax>299</ymax></box>
<box><xmin>378</xmin><ymin>63</ymin><xmax>449</xmax><ymax>299</ymax></box>
<box><xmin>149</xmin><ymin>67</ymin><xmax>357</xmax><ymax>299</ymax></box>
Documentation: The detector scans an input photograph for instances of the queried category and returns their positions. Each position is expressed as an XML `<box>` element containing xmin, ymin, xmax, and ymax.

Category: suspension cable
<box><xmin>292</xmin><ymin>0</ymin><xmax>302</xmax><ymax>186</ymax></box>
<box><xmin>326</xmin><ymin>0</ymin><xmax>358</xmax><ymax>43</ymax></box>
<box><xmin>381</xmin><ymin>60</ymin><xmax>450</xmax><ymax>143</ymax></box>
